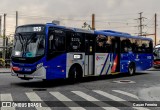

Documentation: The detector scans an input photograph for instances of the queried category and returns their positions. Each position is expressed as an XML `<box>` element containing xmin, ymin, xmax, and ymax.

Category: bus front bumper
<box><xmin>11</xmin><ymin>66</ymin><xmax>46</xmax><ymax>79</ymax></box>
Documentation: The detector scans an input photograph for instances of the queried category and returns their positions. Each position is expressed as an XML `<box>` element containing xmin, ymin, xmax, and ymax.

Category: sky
<box><xmin>0</xmin><ymin>0</ymin><xmax>160</xmax><ymax>44</ymax></box>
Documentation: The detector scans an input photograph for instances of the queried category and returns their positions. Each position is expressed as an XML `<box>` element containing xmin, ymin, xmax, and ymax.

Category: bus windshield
<box><xmin>12</xmin><ymin>33</ymin><xmax>45</xmax><ymax>58</ymax></box>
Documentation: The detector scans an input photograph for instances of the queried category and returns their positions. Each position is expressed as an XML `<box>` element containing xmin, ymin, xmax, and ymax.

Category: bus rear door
<box><xmin>111</xmin><ymin>37</ymin><xmax>121</xmax><ymax>73</ymax></box>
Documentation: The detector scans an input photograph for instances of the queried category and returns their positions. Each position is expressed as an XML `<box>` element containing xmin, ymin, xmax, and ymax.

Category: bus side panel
<box><xmin>120</xmin><ymin>53</ymin><xmax>153</xmax><ymax>72</ymax></box>
<box><xmin>46</xmin><ymin>54</ymin><xmax>67</xmax><ymax>80</ymax></box>
<box><xmin>95</xmin><ymin>53</ymin><xmax>111</xmax><ymax>76</ymax></box>
<box><xmin>120</xmin><ymin>53</ymin><xmax>132</xmax><ymax>73</ymax></box>
<box><xmin>66</xmin><ymin>53</ymin><xmax>85</xmax><ymax>78</ymax></box>
<box><xmin>136</xmin><ymin>53</ymin><xmax>153</xmax><ymax>71</ymax></box>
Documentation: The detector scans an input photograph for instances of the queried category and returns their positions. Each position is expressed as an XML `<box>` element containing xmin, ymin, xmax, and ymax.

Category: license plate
<box><xmin>24</xmin><ymin>68</ymin><xmax>31</xmax><ymax>72</ymax></box>
<box><xmin>18</xmin><ymin>74</ymin><xmax>24</xmax><ymax>77</ymax></box>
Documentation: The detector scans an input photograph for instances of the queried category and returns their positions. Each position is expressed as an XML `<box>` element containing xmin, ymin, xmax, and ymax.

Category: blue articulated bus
<box><xmin>11</xmin><ymin>23</ymin><xmax>153</xmax><ymax>82</ymax></box>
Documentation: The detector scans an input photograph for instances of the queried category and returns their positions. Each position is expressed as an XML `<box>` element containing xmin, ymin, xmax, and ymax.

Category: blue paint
<box><xmin>120</xmin><ymin>53</ymin><xmax>153</xmax><ymax>73</ymax></box>
<box><xmin>46</xmin><ymin>53</ymin><xmax>67</xmax><ymax>80</ymax></box>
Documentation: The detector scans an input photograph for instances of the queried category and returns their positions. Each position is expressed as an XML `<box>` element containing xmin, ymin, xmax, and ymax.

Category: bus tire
<box><xmin>68</xmin><ymin>65</ymin><xmax>82</xmax><ymax>84</ymax></box>
<box><xmin>128</xmin><ymin>63</ymin><xmax>135</xmax><ymax>75</ymax></box>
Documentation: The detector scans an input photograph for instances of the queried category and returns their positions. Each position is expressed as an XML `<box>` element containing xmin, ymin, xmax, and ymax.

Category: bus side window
<box><xmin>131</xmin><ymin>39</ymin><xmax>137</xmax><ymax>53</ymax></box>
<box><xmin>121</xmin><ymin>38</ymin><xmax>132</xmax><ymax>53</ymax></box>
<box><xmin>104</xmin><ymin>36</ymin><xmax>112</xmax><ymax>53</ymax></box>
<box><xmin>121</xmin><ymin>38</ymin><xmax>126</xmax><ymax>53</ymax></box>
<box><xmin>49</xmin><ymin>28</ymin><xmax>66</xmax><ymax>52</ymax></box>
<box><xmin>69</xmin><ymin>33</ymin><xmax>84</xmax><ymax>52</ymax></box>
<box><xmin>149</xmin><ymin>41</ymin><xmax>153</xmax><ymax>53</ymax></box>
<box><xmin>137</xmin><ymin>40</ymin><xmax>142</xmax><ymax>53</ymax></box>
<box><xmin>48</xmin><ymin>28</ymin><xmax>54</xmax><ymax>53</ymax></box>
<box><xmin>96</xmin><ymin>35</ymin><xmax>106</xmax><ymax>53</ymax></box>
<box><xmin>141</xmin><ymin>40</ymin><xmax>147</xmax><ymax>53</ymax></box>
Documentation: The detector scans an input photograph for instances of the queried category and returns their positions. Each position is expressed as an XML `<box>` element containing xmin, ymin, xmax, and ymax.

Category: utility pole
<box><xmin>16</xmin><ymin>11</ymin><xmax>18</xmax><ymax>28</ymax></box>
<box><xmin>0</xmin><ymin>15</ymin><xmax>1</xmax><ymax>36</ymax></box>
<box><xmin>141</xmin><ymin>14</ymin><xmax>157</xmax><ymax>46</ymax></box>
<box><xmin>135</xmin><ymin>12</ymin><xmax>146</xmax><ymax>36</ymax></box>
<box><xmin>92</xmin><ymin>14</ymin><xmax>95</xmax><ymax>30</ymax></box>
<box><xmin>155</xmin><ymin>13</ymin><xmax>157</xmax><ymax>46</ymax></box>
<box><xmin>2</xmin><ymin>13</ymin><xmax>6</xmax><ymax>60</ymax></box>
<box><xmin>139</xmin><ymin>12</ymin><xmax>143</xmax><ymax>36</ymax></box>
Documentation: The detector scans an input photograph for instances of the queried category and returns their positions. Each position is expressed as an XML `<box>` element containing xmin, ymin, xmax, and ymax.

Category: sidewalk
<box><xmin>0</xmin><ymin>68</ymin><xmax>11</xmax><ymax>73</ymax></box>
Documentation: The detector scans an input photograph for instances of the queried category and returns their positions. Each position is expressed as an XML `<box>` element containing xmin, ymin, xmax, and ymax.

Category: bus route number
<box><xmin>33</xmin><ymin>27</ymin><xmax>42</xmax><ymax>32</ymax></box>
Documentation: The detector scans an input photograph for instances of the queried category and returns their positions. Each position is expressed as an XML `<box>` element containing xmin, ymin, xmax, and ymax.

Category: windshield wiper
<box><xmin>26</xmin><ymin>33</ymin><xmax>37</xmax><ymax>45</ymax></box>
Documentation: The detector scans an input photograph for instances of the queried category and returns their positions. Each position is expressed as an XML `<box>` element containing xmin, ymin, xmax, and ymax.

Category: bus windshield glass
<box><xmin>12</xmin><ymin>33</ymin><xmax>45</xmax><ymax>58</ymax></box>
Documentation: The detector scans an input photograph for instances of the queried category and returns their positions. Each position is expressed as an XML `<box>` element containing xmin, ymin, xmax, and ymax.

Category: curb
<box><xmin>0</xmin><ymin>72</ymin><xmax>11</xmax><ymax>73</ymax></box>
<box><xmin>0</xmin><ymin>68</ymin><xmax>11</xmax><ymax>73</ymax></box>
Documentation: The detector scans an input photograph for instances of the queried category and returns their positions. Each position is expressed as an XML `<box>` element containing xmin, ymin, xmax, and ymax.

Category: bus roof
<box><xmin>95</xmin><ymin>30</ymin><xmax>152</xmax><ymax>41</ymax></box>
<box><xmin>46</xmin><ymin>23</ymin><xmax>94</xmax><ymax>34</ymax></box>
<box><xmin>17</xmin><ymin>23</ymin><xmax>152</xmax><ymax>41</ymax></box>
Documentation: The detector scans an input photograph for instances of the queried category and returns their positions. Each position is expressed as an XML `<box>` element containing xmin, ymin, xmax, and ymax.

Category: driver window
<box><xmin>49</xmin><ymin>28</ymin><xmax>66</xmax><ymax>52</ymax></box>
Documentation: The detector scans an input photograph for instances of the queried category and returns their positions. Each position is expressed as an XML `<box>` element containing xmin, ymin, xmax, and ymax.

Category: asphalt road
<box><xmin>0</xmin><ymin>69</ymin><xmax>160</xmax><ymax>110</ymax></box>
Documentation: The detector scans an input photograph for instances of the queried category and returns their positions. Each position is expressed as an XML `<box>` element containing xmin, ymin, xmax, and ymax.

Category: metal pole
<box><xmin>2</xmin><ymin>13</ymin><xmax>6</xmax><ymax>60</ymax></box>
<box><xmin>0</xmin><ymin>15</ymin><xmax>1</xmax><ymax>36</ymax></box>
<box><xmin>155</xmin><ymin>13</ymin><xmax>157</xmax><ymax>46</ymax></box>
<box><xmin>139</xmin><ymin>12</ymin><xmax>143</xmax><ymax>36</ymax></box>
<box><xmin>92</xmin><ymin>14</ymin><xmax>95</xmax><ymax>30</ymax></box>
<box><xmin>16</xmin><ymin>11</ymin><xmax>18</xmax><ymax>28</ymax></box>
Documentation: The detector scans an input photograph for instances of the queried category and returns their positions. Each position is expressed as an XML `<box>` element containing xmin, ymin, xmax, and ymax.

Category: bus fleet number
<box><xmin>33</xmin><ymin>27</ymin><xmax>42</xmax><ymax>32</ymax></box>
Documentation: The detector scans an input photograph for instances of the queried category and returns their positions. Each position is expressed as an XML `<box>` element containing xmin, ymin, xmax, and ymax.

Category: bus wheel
<box><xmin>68</xmin><ymin>66</ymin><xmax>82</xmax><ymax>84</ymax></box>
<box><xmin>128</xmin><ymin>63</ymin><xmax>135</xmax><ymax>75</ymax></box>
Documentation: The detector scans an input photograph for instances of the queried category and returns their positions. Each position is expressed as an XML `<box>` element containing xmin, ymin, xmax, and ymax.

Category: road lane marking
<box><xmin>112</xmin><ymin>90</ymin><xmax>139</xmax><ymax>100</ymax></box>
<box><xmin>50</xmin><ymin>91</ymin><xmax>85</xmax><ymax>110</ymax></box>
<box><xmin>1</xmin><ymin>94</ymin><xmax>13</xmax><ymax>101</ymax></box>
<box><xmin>72</xmin><ymin>91</ymin><xmax>120</xmax><ymax>110</ymax></box>
<box><xmin>0</xmin><ymin>93</ymin><xmax>15</xmax><ymax>110</ymax></box>
<box><xmin>26</xmin><ymin>92</ymin><xmax>51</xmax><ymax>110</ymax></box>
<box><xmin>93</xmin><ymin>90</ymin><xmax>150</xmax><ymax>110</ymax></box>
<box><xmin>72</xmin><ymin>91</ymin><xmax>99</xmax><ymax>101</ymax></box>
